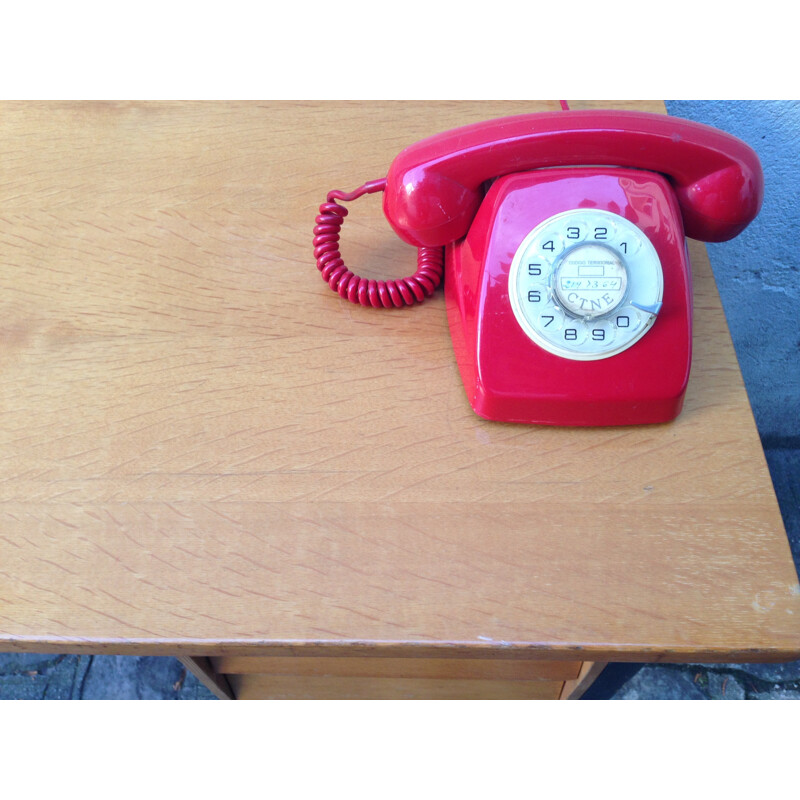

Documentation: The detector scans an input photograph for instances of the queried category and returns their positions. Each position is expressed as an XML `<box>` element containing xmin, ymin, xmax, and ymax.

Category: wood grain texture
<box><xmin>210</xmin><ymin>656</ymin><xmax>581</xmax><ymax>680</ymax></box>
<box><xmin>229</xmin><ymin>674</ymin><xmax>564</xmax><ymax>700</ymax></box>
<box><xmin>1</xmin><ymin>101</ymin><xmax>798</xmax><ymax>664</ymax></box>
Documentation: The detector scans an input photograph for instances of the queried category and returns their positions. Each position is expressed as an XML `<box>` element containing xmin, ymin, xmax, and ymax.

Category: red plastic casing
<box><xmin>445</xmin><ymin>168</ymin><xmax>693</xmax><ymax>426</ymax></box>
<box><xmin>383</xmin><ymin>110</ymin><xmax>763</xmax><ymax>248</ymax></box>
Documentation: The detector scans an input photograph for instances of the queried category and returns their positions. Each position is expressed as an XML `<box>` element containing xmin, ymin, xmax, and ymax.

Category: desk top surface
<box><xmin>1</xmin><ymin>100</ymin><xmax>798</xmax><ymax>660</ymax></box>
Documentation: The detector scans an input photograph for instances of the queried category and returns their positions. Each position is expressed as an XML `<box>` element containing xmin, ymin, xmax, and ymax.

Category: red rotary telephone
<box><xmin>313</xmin><ymin>110</ymin><xmax>763</xmax><ymax>426</ymax></box>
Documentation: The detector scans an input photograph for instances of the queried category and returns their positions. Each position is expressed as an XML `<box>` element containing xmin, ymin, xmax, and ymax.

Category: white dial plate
<box><xmin>508</xmin><ymin>209</ymin><xmax>664</xmax><ymax>361</ymax></box>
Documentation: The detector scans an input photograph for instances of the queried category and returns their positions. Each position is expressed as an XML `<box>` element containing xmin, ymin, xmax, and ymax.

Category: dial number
<box><xmin>508</xmin><ymin>209</ymin><xmax>663</xmax><ymax>361</ymax></box>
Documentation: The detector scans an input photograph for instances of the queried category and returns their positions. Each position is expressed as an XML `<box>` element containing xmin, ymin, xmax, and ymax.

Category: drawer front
<box><xmin>211</xmin><ymin>656</ymin><xmax>582</xmax><ymax>682</ymax></box>
<box><xmin>229</xmin><ymin>674</ymin><xmax>565</xmax><ymax>700</ymax></box>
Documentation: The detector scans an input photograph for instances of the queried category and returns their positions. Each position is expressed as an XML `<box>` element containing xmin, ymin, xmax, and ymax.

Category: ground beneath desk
<box><xmin>0</xmin><ymin>653</ymin><xmax>216</xmax><ymax>700</ymax></box>
<box><xmin>583</xmin><ymin>661</ymin><xmax>800</xmax><ymax>700</ymax></box>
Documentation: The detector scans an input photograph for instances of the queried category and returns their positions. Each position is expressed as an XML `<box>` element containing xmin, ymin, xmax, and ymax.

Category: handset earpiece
<box><xmin>382</xmin><ymin>110</ymin><xmax>763</xmax><ymax>246</ymax></box>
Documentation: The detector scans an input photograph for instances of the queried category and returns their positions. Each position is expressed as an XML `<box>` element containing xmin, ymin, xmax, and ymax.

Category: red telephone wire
<box><xmin>315</xmin><ymin>103</ymin><xmax>574</xmax><ymax>306</ymax></box>
<box><xmin>313</xmin><ymin>180</ymin><xmax>444</xmax><ymax>308</ymax></box>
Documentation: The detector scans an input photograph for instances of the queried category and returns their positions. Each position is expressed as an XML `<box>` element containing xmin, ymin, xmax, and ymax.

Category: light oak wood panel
<box><xmin>230</xmin><ymin>674</ymin><xmax>564</xmax><ymax>700</ymax></box>
<box><xmin>0</xmin><ymin>101</ymin><xmax>797</xmax><ymax>667</ymax></box>
<box><xmin>211</xmin><ymin>656</ymin><xmax>581</xmax><ymax>681</ymax></box>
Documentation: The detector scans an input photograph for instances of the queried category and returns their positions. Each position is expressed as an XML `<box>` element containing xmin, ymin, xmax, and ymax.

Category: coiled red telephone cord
<box><xmin>313</xmin><ymin>179</ymin><xmax>444</xmax><ymax>308</ymax></box>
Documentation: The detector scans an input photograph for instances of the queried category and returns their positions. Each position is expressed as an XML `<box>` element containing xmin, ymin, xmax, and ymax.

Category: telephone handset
<box><xmin>313</xmin><ymin>110</ymin><xmax>763</xmax><ymax>425</ymax></box>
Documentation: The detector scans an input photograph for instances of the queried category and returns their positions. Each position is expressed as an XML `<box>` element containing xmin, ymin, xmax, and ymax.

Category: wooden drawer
<box><xmin>229</xmin><ymin>674</ymin><xmax>565</xmax><ymax>700</ymax></box>
<box><xmin>181</xmin><ymin>656</ymin><xmax>603</xmax><ymax>699</ymax></box>
<box><xmin>211</xmin><ymin>656</ymin><xmax>582</xmax><ymax>682</ymax></box>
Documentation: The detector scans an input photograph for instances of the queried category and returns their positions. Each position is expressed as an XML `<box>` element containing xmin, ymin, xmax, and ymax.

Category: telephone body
<box><xmin>314</xmin><ymin>110</ymin><xmax>763</xmax><ymax>426</ymax></box>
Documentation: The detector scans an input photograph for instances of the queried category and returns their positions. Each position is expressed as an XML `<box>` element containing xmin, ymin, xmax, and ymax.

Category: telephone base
<box><xmin>466</xmin><ymin>392</ymin><xmax>687</xmax><ymax>428</ymax></box>
<box><xmin>444</xmin><ymin>168</ymin><xmax>693</xmax><ymax>427</ymax></box>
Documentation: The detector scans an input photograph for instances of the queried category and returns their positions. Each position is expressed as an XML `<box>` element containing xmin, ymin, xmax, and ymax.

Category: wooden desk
<box><xmin>1</xmin><ymin>101</ymin><xmax>798</xmax><ymax>700</ymax></box>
